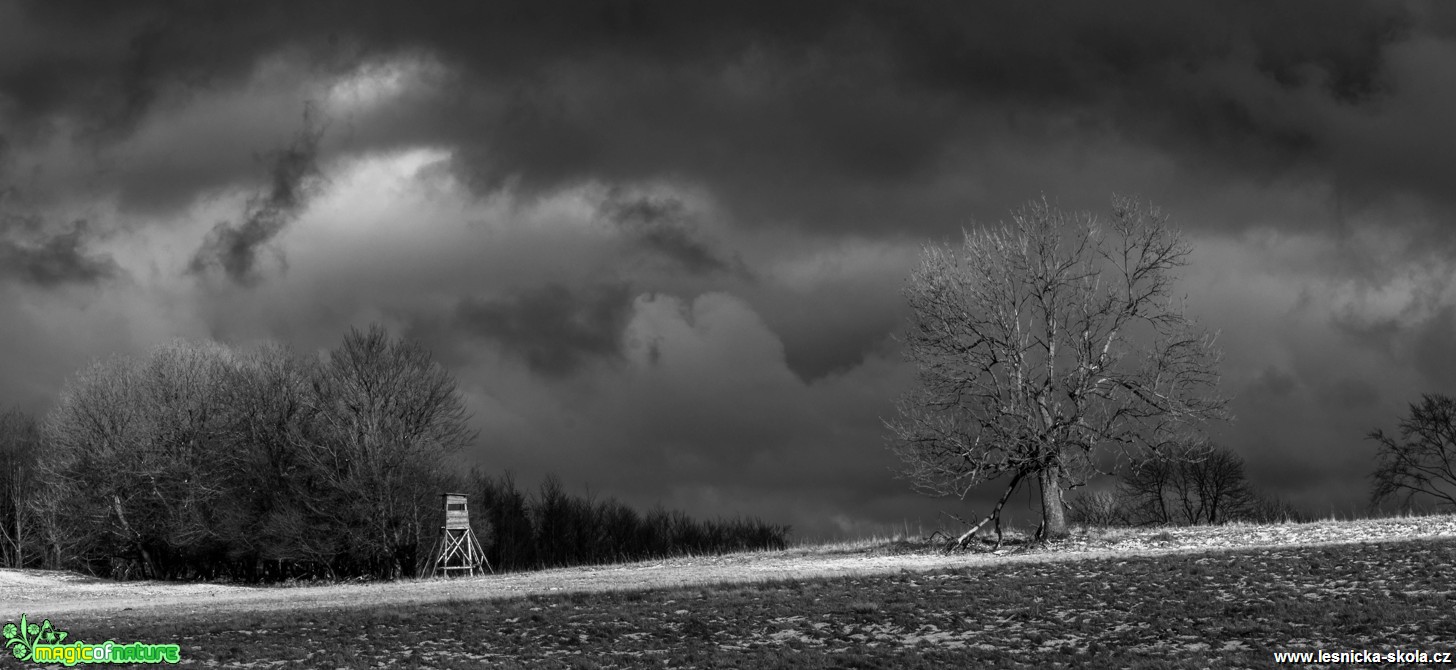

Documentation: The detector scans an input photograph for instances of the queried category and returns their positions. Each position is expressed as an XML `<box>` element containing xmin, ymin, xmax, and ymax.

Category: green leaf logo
<box><xmin>2</xmin><ymin>614</ymin><xmax>65</xmax><ymax>662</ymax></box>
<box><xmin>3</xmin><ymin>614</ymin><xmax>34</xmax><ymax>661</ymax></box>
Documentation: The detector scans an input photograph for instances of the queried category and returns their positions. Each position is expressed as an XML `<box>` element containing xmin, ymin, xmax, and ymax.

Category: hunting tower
<box><xmin>427</xmin><ymin>493</ymin><xmax>491</xmax><ymax>577</ymax></box>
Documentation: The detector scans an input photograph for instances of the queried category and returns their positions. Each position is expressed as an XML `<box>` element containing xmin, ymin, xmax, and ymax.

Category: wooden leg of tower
<box><xmin>471</xmin><ymin>531</ymin><xmax>481</xmax><ymax>576</ymax></box>
<box><xmin>461</xmin><ymin>529</ymin><xmax>474</xmax><ymax>577</ymax></box>
<box><xmin>427</xmin><ymin>529</ymin><xmax>447</xmax><ymax>578</ymax></box>
<box><xmin>432</xmin><ymin>526</ymin><xmax>493</xmax><ymax>577</ymax></box>
<box><xmin>465</xmin><ymin>527</ymin><xmax>482</xmax><ymax>576</ymax></box>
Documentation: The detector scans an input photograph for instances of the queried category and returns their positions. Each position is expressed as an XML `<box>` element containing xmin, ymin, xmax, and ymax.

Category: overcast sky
<box><xmin>3</xmin><ymin>1</ymin><xmax>1455</xmax><ymax>538</ymax></box>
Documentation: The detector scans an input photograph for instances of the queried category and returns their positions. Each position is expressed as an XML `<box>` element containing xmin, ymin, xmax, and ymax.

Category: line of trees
<box><xmin>0</xmin><ymin>326</ymin><xmax>789</xmax><ymax>582</ymax></box>
<box><xmin>464</xmin><ymin>472</ymin><xmax>788</xmax><ymax>572</ymax></box>
<box><xmin>1065</xmin><ymin>387</ymin><xmax>1456</xmax><ymax>528</ymax></box>
<box><xmin>1066</xmin><ymin>443</ymin><xmax>1307</xmax><ymax>527</ymax></box>
<box><xmin>24</xmin><ymin>328</ymin><xmax>469</xmax><ymax>581</ymax></box>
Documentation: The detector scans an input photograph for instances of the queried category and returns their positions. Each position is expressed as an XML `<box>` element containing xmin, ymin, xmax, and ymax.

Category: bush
<box><xmin>1066</xmin><ymin>489</ymin><xmax>1130</xmax><ymax>527</ymax></box>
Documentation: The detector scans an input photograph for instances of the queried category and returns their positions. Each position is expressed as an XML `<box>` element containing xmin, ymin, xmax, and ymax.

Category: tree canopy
<box><xmin>887</xmin><ymin>196</ymin><xmax>1228</xmax><ymax>543</ymax></box>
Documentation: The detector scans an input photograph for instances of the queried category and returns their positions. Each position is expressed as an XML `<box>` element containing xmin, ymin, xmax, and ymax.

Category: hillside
<box><xmin>2</xmin><ymin>514</ymin><xmax>1450</xmax><ymax>668</ymax></box>
<box><xmin>2</xmin><ymin>514</ymin><xmax>1451</xmax><ymax>622</ymax></box>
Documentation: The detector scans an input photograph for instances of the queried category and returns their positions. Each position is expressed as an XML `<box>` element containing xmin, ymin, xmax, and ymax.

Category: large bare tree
<box><xmin>887</xmin><ymin>196</ymin><xmax>1228</xmax><ymax>543</ymax></box>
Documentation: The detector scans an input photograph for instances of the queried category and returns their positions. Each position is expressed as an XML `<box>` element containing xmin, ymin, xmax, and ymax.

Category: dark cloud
<box><xmin>0</xmin><ymin>1</ymin><xmax>823</xmax><ymax>132</ymax></box>
<box><xmin>187</xmin><ymin>107</ymin><xmax>324</xmax><ymax>285</ymax></box>
<box><xmin>882</xmin><ymin>1</ymin><xmax>1407</xmax><ymax>105</ymax></box>
<box><xmin>782</xmin><ymin>318</ymin><xmax>899</xmax><ymax>382</ymax></box>
<box><xmin>421</xmin><ymin>0</ymin><xmax>1422</xmax><ymax>233</ymax></box>
<box><xmin>754</xmin><ymin>285</ymin><xmax>906</xmax><ymax>383</ymax></box>
<box><xmin>599</xmin><ymin>189</ymin><xmax>744</xmax><ymax>276</ymax></box>
<box><xmin>0</xmin><ymin>2</ymin><xmax>335</xmax><ymax>140</ymax></box>
<box><xmin>0</xmin><ymin>181</ymin><xmax>118</xmax><ymax>287</ymax></box>
<box><xmin>5</xmin><ymin>1</ymin><xmax>1456</xmax><ymax>534</ymax></box>
<box><xmin>5</xmin><ymin>1</ymin><xmax>1439</xmax><ymax>233</ymax></box>
<box><xmin>453</xmin><ymin>283</ymin><xmax>636</xmax><ymax>378</ymax></box>
<box><xmin>0</xmin><ymin>217</ymin><xmax>118</xmax><ymax>287</ymax></box>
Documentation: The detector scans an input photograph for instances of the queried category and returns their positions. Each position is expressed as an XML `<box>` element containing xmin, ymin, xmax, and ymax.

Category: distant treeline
<box><xmin>1066</xmin><ymin>443</ymin><xmax>1309</xmax><ymax>528</ymax></box>
<box><xmin>467</xmin><ymin>472</ymin><xmax>789</xmax><ymax>572</ymax></box>
<box><xmin>0</xmin><ymin>326</ymin><xmax>788</xmax><ymax>582</ymax></box>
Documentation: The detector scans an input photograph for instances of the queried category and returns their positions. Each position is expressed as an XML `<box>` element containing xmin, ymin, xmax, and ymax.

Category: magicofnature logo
<box><xmin>3</xmin><ymin>614</ymin><xmax>179</xmax><ymax>666</ymax></box>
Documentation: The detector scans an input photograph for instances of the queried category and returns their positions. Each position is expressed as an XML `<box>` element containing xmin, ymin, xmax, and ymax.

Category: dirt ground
<box><xmin>3</xmin><ymin>514</ymin><xmax>1452</xmax><ymax>622</ymax></box>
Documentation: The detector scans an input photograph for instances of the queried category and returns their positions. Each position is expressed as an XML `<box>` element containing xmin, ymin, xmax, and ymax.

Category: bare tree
<box><xmin>39</xmin><ymin>341</ymin><xmax>237</xmax><ymax>578</ymax></box>
<box><xmin>1370</xmin><ymin>394</ymin><xmax>1456</xmax><ymax>511</ymax></box>
<box><xmin>1120</xmin><ymin>452</ymin><xmax>1176</xmax><ymax>525</ymax></box>
<box><xmin>0</xmin><ymin>409</ymin><xmax>42</xmax><ymax>567</ymax></box>
<box><xmin>1119</xmin><ymin>442</ymin><xmax>1254</xmax><ymax>525</ymax></box>
<box><xmin>887</xmin><ymin>196</ymin><xmax>1228</xmax><ymax>543</ymax></box>
<box><xmin>1065</xmin><ymin>488</ymin><xmax>1131</xmax><ymax>527</ymax></box>
<box><xmin>306</xmin><ymin>325</ymin><xmax>475</xmax><ymax>578</ymax></box>
<box><xmin>40</xmin><ymin>355</ymin><xmax>155</xmax><ymax>575</ymax></box>
<box><xmin>134</xmin><ymin>340</ymin><xmax>237</xmax><ymax>560</ymax></box>
<box><xmin>1192</xmin><ymin>446</ymin><xmax>1256</xmax><ymax>524</ymax></box>
<box><xmin>213</xmin><ymin>341</ymin><xmax>334</xmax><ymax>579</ymax></box>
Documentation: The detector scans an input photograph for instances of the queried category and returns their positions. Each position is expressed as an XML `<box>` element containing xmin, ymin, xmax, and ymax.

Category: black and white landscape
<box><xmin>1</xmin><ymin>2</ymin><xmax>1455</xmax><ymax>666</ymax></box>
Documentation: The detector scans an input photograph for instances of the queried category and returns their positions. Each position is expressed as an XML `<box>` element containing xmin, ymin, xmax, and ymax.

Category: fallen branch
<box><xmin>948</xmin><ymin>471</ymin><xmax>1025</xmax><ymax>551</ymax></box>
<box><xmin>926</xmin><ymin>530</ymin><xmax>955</xmax><ymax>547</ymax></box>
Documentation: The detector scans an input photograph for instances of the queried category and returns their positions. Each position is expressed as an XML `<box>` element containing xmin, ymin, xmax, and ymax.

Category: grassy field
<box><xmin>40</xmin><ymin>534</ymin><xmax>1456</xmax><ymax>669</ymax></box>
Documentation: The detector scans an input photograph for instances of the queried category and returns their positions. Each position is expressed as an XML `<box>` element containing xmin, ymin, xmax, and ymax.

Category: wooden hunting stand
<box><xmin>427</xmin><ymin>493</ymin><xmax>491</xmax><ymax>577</ymax></box>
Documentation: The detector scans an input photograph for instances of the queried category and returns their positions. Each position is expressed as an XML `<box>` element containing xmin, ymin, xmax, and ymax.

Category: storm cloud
<box><xmin>0</xmin><ymin>218</ymin><xmax>118</xmax><ymax>287</ymax></box>
<box><xmin>187</xmin><ymin>107</ymin><xmax>325</xmax><ymax>285</ymax></box>
<box><xmin>3</xmin><ymin>2</ymin><xmax>1440</xmax><ymax>230</ymax></box>
<box><xmin>452</xmin><ymin>283</ymin><xmax>637</xmax><ymax>378</ymax></box>
<box><xmin>599</xmin><ymin>189</ymin><xmax>745</xmax><ymax>277</ymax></box>
<box><xmin>2</xmin><ymin>1</ymin><xmax>1456</xmax><ymax>536</ymax></box>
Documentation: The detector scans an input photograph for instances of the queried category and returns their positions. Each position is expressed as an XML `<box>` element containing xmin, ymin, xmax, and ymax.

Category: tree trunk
<box><xmin>1038</xmin><ymin>465</ymin><xmax>1068</xmax><ymax>539</ymax></box>
<box><xmin>13</xmin><ymin>496</ymin><xmax>21</xmax><ymax>568</ymax></box>
<box><xmin>112</xmin><ymin>495</ymin><xmax>160</xmax><ymax>580</ymax></box>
